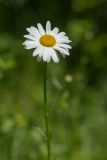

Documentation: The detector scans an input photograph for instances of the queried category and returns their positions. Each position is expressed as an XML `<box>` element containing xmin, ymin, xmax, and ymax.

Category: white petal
<box><xmin>37</xmin><ymin>56</ymin><xmax>42</xmax><ymax>62</ymax></box>
<box><xmin>46</xmin><ymin>21</ymin><xmax>51</xmax><ymax>34</ymax></box>
<box><xmin>53</xmin><ymin>46</ymin><xmax>70</xmax><ymax>56</ymax></box>
<box><xmin>50</xmin><ymin>48</ymin><xmax>59</xmax><ymax>63</ymax></box>
<box><xmin>37</xmin><ymin>23</ymin><xmax>45</xmax><ymax>35</ymax></box>
<box><xmin>26</xmin><ymin>27</ymin><xmax>40</xmax><ymax>37</ymax></box>
<box><xmin>56</xmin><ymin>35</ymin><xmax>72</xmax><ymax>44</ymax></box>
<box><xmin>57</xmin><ymin>43</ymin><xmax>72</xmax><ymax>49</ymax></box>
<box><xmin>56</xmin><ymin>32</ymin><xmax>66</xmax><ymax>38</ymax></box>
<box><xmin>60</xmin><ymin>36</ymin><xmax>69</xmax><ymax>40</ymax></box>
<box><xmin>42</xmin><ymin>47</ymin><xmax>51</xmax><ymax>62</ymax></box>
<box><xmin>42</xmin><ymin>48</ymin><xmax>48</xmax><ymax>61</ymax></box>
<box><xmin>33</xmin><ymin>46</ymin><xmax>44</xmax><ymax>58</ymax></box>
<box><xmin>24</xmin><ymin>35</ymin><xmax>37</xmax><ymax>41</ymax></box>
<box><xmin>50</xmin><ymin>27</ymin><xmax>59</xmax><ymax>35</ymax></box>
<box><xmin>23</xmin><ymin>40</ymin><xmax>38</xmax><ymax>49</ymax></box>
<box><xmin>57</xmin><ymin>39</ymin><xmax>71</xmax><ymax>44</ymax></box>
<box><xmin>38</xmin><ymin>46</ymin><xmax>44</xmax><ymax>58</ymax></box>
<box><xmin>60</xmin><ymin>52</ymin><xmax>66</xmax><ymax>58</ymax></box>
<box><xmin>23</xmin><ymin>40</ymin><xmax>38</xmax><ymax>46</ymax></box>
<box><xmin>33</xmin><ymin>48</ymin><xmax>40</xmax><ymax>56</ymax></box>
<box><xmin>24</xmin><ymin>45</ymin><xmax>37</xmax><ymax>49</ymax></box>
<box><xmin>47</xmin><ymin>56</ymin><xmax>51</xmax><ymax>63</ymax></box>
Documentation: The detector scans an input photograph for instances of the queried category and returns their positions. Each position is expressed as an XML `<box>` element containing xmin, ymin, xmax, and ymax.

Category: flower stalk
<box><xmin>43</xmin><ymin>62</ymin><xmax>51</xmax><ymax>160</ymax></box>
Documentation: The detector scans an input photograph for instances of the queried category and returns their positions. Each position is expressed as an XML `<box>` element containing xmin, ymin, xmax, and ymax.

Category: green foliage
<box><xmin>0</xmin><ymin>0</ymin><xmax>107</xmax><ymax>160</ymax></box>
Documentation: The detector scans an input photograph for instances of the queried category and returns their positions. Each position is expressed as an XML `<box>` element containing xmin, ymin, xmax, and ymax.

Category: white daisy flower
<box><xmin>23</xmin><ymin>21</ymin><xmax>72</xmax><ymax>63</ymax></box>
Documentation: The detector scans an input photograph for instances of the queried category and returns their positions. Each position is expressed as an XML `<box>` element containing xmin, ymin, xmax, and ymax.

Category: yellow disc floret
<box><xmin>39</xmin><ymin>34</ymin><xmax>56</xmax><ymax>47</ymax></box>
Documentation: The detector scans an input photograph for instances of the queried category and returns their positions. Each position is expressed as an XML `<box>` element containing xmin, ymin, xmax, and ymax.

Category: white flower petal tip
<box><xmin>46</xmin><ymin>21</ymin><xmax>51</xmax><ymax>34</ymax></box>
<box><xmin>23</xmin><ymin>21</ymin><xmax>72</xmax><ymax>63</ymax></box>
<box><xmin>37</xmin><ymin>23</ymin><xmax>45</xmax><ymax>34</ymax></box>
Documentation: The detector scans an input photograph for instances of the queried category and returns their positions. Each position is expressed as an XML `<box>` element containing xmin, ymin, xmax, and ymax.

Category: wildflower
<box><xmin>23</xmin><ymin>21</ymin><xmax>72</xmax><ymax>63</ymax></box>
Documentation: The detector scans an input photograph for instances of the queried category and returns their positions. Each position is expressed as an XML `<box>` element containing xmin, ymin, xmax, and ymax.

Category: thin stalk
<box><xmin>43</xmin><ymin>62</ymin><xmax>51</xmax><ymax>160</ymax></box>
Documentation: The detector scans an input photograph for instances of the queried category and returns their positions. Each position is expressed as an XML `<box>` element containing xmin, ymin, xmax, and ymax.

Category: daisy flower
<box><xmin>23</xmin><ymin>21</ymin><xmax>72</xmax><ymax>63</ymax></box>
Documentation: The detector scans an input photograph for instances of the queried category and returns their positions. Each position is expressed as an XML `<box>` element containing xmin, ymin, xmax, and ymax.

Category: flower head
<box><xmin>23</xmin><ymin>21</ymin><xmax>72</xmax><ymax>63</ymax></box>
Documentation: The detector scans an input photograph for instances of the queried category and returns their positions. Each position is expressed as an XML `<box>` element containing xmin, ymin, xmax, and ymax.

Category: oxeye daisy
<box><xmin>23</xmin><ymin>21</ymin><xmax>72</xmax><ymax>63</ymax></box>
<box><xmin>23</xmin><ymin>21</ymin><xmax>72</xmax><ymax>160</ymax></box>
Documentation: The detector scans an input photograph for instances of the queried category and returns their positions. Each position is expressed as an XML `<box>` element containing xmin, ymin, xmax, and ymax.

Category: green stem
<box><xmin>43</xmin><ymin>62</ymin><xmax>50</xmax><ymax>160</ymax></box>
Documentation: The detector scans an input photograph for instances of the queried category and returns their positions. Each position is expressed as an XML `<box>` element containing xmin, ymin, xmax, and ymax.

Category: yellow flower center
<box><xmin>39</xmin><ymin>34</ymin><xmax>56</xmax><ymax>47</ymax></box>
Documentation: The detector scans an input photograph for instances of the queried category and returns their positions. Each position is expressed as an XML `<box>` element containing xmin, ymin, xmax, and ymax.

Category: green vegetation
<box><xmin>0</xmin><ymin>0</ymin><xmax>107</xmax><ymax>159</ymax></box>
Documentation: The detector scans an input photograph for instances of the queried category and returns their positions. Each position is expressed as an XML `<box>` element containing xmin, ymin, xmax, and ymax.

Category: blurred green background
<box><xmin>0</xmin><ymin>0</ymin><xmax>107</xmax><ymax>160</ymax></box>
